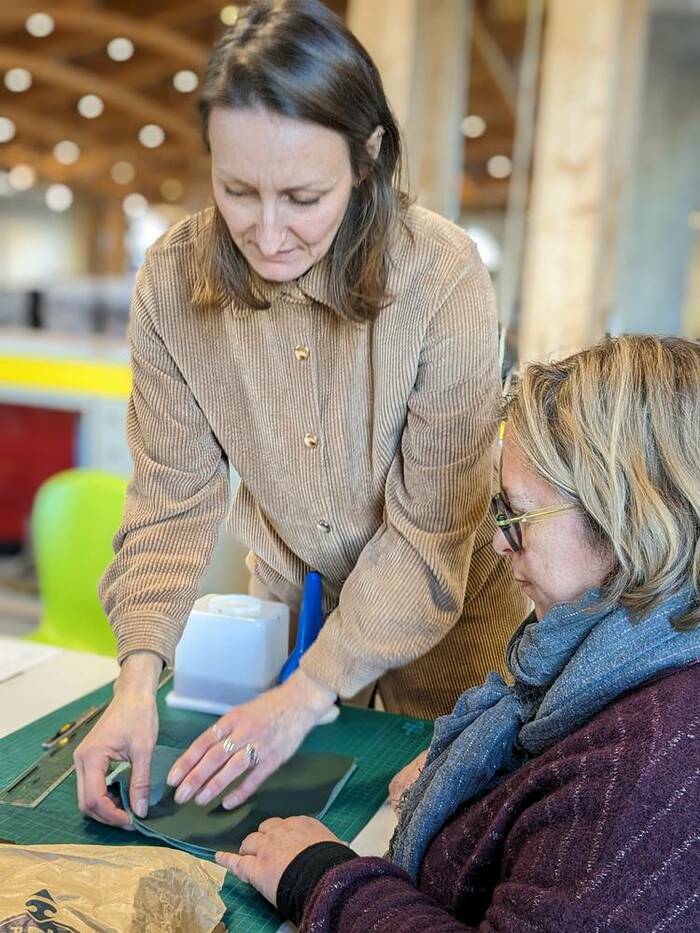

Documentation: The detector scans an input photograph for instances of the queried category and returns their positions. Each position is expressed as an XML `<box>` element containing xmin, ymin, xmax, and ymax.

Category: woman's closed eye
<box><xmin>285</xmin><ymin>193</ymin><xmax>321</xmax><ymax>207</ymax></box>
<box><xmin>223</xmin><ymin>187</ymin><xmax>321</xmax><ymax>207</ymax></box>
<box><xmin>224</xmin><ymin>187</ymin><xmax>254</xmax><ymax>199</ymax></box>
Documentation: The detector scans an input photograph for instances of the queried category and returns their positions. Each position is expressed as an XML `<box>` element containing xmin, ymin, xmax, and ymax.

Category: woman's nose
<box><xmin>256</xmin><ymin>206</ymin><xmax>286</xmax><ymax>256</ymax></box>
<box><xmin>492</xmin><ymin>526</ymin><xmax>513</xmax><ymax>556</ymax></box>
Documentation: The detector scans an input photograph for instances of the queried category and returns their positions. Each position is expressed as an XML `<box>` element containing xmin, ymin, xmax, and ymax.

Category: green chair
<box><xmin>28</xmin><ymin>468</ymin><xmax>128</xmax><ymax>656</ymax></box>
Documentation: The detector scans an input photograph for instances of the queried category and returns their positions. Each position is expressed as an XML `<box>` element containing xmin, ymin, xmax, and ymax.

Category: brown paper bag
<box><xmin>0</xmin><ymin>843</ymin><xmax>227</xmax><ymax>933</ymax></box>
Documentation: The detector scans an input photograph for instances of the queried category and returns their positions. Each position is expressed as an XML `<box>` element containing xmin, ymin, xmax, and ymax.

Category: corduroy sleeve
<box><xmin>98</xmin><ymin>259</ymin><xmax>230</xmax><ymax>666</ymax></box>
<box><xmin>300</xmin><ymin>240</ymin><xmax>500</xmax><ymax>696</ymax></box>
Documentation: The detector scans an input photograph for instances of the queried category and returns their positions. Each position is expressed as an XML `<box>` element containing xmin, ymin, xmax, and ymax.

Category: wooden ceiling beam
<box><xmin>461</xmin><ymin>173</ymin><xmax>508</xmax><ymax>208</ymax></box>
<box><xmin>15</xmin><ymin>1</ymin><xmax>222</xmax><ymax>66</ymax></box>
<box><xmin>0</xmin><ymin>103</ymin><xmax>208</xmax><ymax>177</ymax></box>
<box><xmin>0</xmin><ymin>142</ymin><xmax>176</xmax><ymax>201</ymax></box>
<box><xmin>0</xmin><ymin>46</ymin><xmax>202</xmax><ymax>148</ymax></box>
<box><xmin>464</xmin><ymin>135</ymin><xmax>514</xmax><ymax>160</ymax></box>
<box><xmin>149</xmin><ymin>0</ymin><xmax>230</xmax><ymax>27</ymax></box>
<box><xmin>472</xmin><ymin>10</ymin><xmax>517</xmax><ymax>120</ymax></box>
<box><xmin>0</xmin><ymin>3</ymin><xmax>209</xmax><ymax>68</ymax></box>
<box><xmin>0</xmin><ymin>101</ymin><xmax>100</xmax><ymax>149</ymax></box>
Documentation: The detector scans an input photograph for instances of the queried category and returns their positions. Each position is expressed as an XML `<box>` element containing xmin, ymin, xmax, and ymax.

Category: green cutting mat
<box><xmin>0</xmin><ymin>682</ymin><xmax>432</xmax><ymax>931</ymax></box>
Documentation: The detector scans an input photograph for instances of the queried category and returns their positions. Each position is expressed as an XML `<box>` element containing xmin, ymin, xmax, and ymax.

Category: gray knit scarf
<box><xmin>389</xmin><ymin>586</ymin><xmax>700</xmax><ymax>881</ymax></box>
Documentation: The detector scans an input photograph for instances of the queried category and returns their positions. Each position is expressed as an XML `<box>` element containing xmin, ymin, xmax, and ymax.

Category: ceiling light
<box><xmin>107</xmin><ymin>37</ymin><xmax>135</xmax><ymax>62</ymax></box>
<box><xmin>0</xmin><ymin>117</ymin><xmax>16</xmax><ymax>143</ymax></box>
<box><xmin>160</xmin><ymin>178</ymin><xmax>184</xmax><ymax>201</ymax></box>
<box><xmin>486</xmin><ymin>155</ymin><xmax>513</xmax><ymax>179</ymax></box>
<box><xmin>461</xmin><ymin>115</ymin><xmax>487</xmax><ymax>139</ymax></box>
<box><xmin>220</xmin><ymin>5</ymin><xmax>240</xmax><ymax>25</ymax></box>
<box><xmin>123</xmin><ymin>192</ymin><xmax>148</xmax><ymax>218</ymax></box>
<box><xmin>78</xmin><ymin>94</ymin><xmax>104</xmax><ymax>118</ymax></box>
<box><xmin>26</xmin><ymin>13</ymin><xmax>55</xmax><ymax>37</ymax></box>
<box><xmin>46</xmin><ymin>184</ymin><xmax>73</xmax><ymax>212</ymax></box>
<box><xmin>4</xmin><ymin>68</ymin><xmax>32</xmax><ymax>93</ymax></box>
<box><xmin>8</xmin><ymin>164</ymin><xmax>36</xmax><ymax>191</ymax></box>
<box><xmin>173</xmin><ymin>70</ymin><xmax>199</xmax><ymax>93</ymax></box>
<box><xmin>138</xmin><ymin>124</ymin><xmax>165</xmax><ymax>148</ymax></box>
<box><xmin>111</xmin><ymin>161</ymin><xmax>135</xmax><ymax>184</ymax></box>
<box><xmin>53</xmin><ymin>140</ymin><xmax>81</xmax><ymax>165</ymax></box>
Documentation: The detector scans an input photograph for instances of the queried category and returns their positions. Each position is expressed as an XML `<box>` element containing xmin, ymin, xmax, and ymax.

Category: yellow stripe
<box><xmin>0</xmin><ymin>356</ymin><xmax>132</xmax><ymax>400</ymax></box>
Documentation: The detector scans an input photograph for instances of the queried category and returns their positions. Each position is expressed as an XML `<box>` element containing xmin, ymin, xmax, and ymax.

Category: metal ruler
<box><xmin>0</xmin><ymin>708</ymin><xmax>104</xmax><ymax>808</ymax></box>
<box><xmin>0</xmin><ymin>671</ymin><xmax>173</xmax><ymax>808</ymax></box>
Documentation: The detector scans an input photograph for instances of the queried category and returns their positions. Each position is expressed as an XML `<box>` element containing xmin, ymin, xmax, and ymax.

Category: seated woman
<box><xmin>216</xmin><ymin>334</ymin><xmax>700</xmax><ymax>932</ymax></box>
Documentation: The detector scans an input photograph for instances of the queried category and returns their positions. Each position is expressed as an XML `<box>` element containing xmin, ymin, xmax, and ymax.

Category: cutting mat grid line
<box><xmin>0</xmin><ymin>682</ymin><xmax>432</xmax><ymax>932</ymax></box>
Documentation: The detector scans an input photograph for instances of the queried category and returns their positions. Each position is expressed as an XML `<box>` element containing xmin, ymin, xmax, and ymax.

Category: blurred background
<box><xmin>1</xmin><ymin>0</ymin><xmax>699</xmax><ymax>635</ymax></box>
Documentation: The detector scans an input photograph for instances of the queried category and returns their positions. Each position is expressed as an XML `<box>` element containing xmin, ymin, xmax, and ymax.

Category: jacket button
<box><xmin>317</xmin><ymin>519</ymin><xmax>332</xmax><ymax>533</ymax></box>
<box><xmin>295</xmin><ymin>345</ymin><xmax>310</xmax><ymax>362</ymax></box>
<box><xmin>304</xmin><ymin>432</ymin><xmax>318</xmax><ymax>449</ymax></box>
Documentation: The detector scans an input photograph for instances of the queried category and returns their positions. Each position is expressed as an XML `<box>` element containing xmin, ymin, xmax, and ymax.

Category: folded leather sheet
<box><xmin>109</xmin><ymin>746</ymin><xmax>356</xmax><ymax>859</ymax></box>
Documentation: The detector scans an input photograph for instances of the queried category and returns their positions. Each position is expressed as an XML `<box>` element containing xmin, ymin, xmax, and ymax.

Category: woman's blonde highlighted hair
<box><xmin>505</xmin><ymin>335</ymin><xmax>700</xmax><ymax>630</ymax></box>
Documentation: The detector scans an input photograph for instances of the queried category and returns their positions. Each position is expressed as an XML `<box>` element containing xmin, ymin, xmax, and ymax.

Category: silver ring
<box><xmin>221</xmin><ymin>736</ymin><xmax>237</xmax><ymax>756</ymax></box>
<box><xmin>246</xmin><ymin>743</ymin><xmax>260</xmax><ymax>767</ymax></box>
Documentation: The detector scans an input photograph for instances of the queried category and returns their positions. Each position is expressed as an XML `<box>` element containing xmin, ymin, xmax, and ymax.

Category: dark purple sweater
<box><xmin>300</xmin><ymin>664</ymin><xmax>700</xmax><ymax>932</ymax></box>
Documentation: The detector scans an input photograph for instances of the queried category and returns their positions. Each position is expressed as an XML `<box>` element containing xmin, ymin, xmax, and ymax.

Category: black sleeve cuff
<box><xmin>276</xmin><ymin>840</ymin><xmax>358</xmax><ymax>927</ymax></box>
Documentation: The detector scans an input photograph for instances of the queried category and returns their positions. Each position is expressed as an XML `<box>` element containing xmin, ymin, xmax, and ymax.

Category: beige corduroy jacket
<box><xmin>99</xmin><ymin>204</ymin><xmax>528</xmax><ymax>719</ymax></box>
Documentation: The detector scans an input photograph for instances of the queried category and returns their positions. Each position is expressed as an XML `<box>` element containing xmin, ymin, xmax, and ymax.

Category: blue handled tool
<box><xmin>279</xmin><ymin>570</ymin><xmax>324</xmax><ymax>683</ymax></box>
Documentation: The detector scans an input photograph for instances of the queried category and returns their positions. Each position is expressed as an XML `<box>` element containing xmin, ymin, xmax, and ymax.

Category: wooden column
<box><xmin>347</xmin><ymin>0</ymin><xmax>471</xmax><ymax>221</ymax></box>
<box><xmin>346</xmin><ymin>0</ymin><xmax>419</xmax><ymax>127</ymax></box>
<box><xmin>518</xmin><ymin>0</ymin><xmax>649</xmax><ymax>363</ymax></box>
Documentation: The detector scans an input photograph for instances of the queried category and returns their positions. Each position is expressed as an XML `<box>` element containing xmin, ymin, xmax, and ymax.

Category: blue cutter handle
<box><xmin>279</xmin><ymin>571</ymin><xmax>324</xmax><ymax>683</ymax></box>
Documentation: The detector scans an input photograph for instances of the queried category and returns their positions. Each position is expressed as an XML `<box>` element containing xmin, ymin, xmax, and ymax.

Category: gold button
<box><xmin>317</xmin><ymin>519</ymin><xmax>332</xmax><ymax>533</ymax></box>
<box><xmin>304</xmin><ymin>432</ymin><xmax>318</xmax><ymax>449</ymax></box>
<box><xmin>295</xmin><ymin>345</ymin><xmax>310</xmax><ymax>362</ymax></box>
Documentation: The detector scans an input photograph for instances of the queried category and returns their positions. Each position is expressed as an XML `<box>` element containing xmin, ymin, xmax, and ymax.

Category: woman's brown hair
<box><xmin>194</xmin><ymin>0</ymin><xmax>408</xmax><ymax>322</ymax></box>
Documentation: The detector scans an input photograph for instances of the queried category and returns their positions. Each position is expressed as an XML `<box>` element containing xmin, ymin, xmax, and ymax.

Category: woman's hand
<box><xmin>216</xmin><ymin>816</ymin><xmax>341</xmax><ymax>906</ymax></box>
<box><xmin>389</xmin><ymin>750</ymin><xmax>428</xmax><ymax>814</ymax></box>
<box><xmin>74</xmin><ymin>651</ymin><xmax>161</xmax><ymax>826</ymax></box>
<box><xmin>166</xmin><ymin>668</ymin><xmax>336</xmax><ymax>810</ymax></box>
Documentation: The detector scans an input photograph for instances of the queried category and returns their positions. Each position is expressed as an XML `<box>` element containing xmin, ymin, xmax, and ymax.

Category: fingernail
<box><xmin>195</xmin><ymin>789</ymin><xmax>211</xmax><ymax>806</ymax></box>
<box><xmin>167</xmin><ymin>769</ymin><xmax>181</xmax><ymax>786</ymax></box>
<box><xmin>222</xmin><ymin>797</ymin><xmax>237</xmax><ymax>811</ymax></box>
<box><xmin>174</xmin><ymin>787</ymin><xmax>192</xmax><ymax>805</ymax></box>
<box><xmin>134</xmin><ymin>800</ymin><xmax>147</xmax><ymax>818</ymax></box>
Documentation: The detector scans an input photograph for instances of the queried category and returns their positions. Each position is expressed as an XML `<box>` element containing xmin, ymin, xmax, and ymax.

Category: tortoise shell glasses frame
<box><xmin>492</xmin><ymin>419</ymin><xmax>578</xmax><ymax>552</ymax></box>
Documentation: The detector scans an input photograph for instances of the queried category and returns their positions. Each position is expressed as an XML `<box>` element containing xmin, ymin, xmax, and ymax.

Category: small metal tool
<box><xmin>41</xmin><ymin>705</ymin><xmax>103</xmax><ymax>750</ymax></box>
<box><xmin>0</xmin><ymin>714</ymin><xmax>102</xmax><ymax>808</ymax></box>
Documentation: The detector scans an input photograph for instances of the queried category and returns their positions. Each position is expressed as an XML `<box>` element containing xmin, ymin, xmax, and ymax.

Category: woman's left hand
<box><xmin>166</xmin><ymin>668</ymin><xmax>336</xmax><ymax>810</ymax></box>
<box><xmin>216</xmin><ymin>816</ymin><xmax>341</xmax><ymax>906</ymax></box>
<box><xmin>389</xmin><ymin>749</ymin><xmax>428</xmax><ymax>814</ymax></box>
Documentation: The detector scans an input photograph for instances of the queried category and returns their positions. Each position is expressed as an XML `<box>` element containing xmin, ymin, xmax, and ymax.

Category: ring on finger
<box><xmin>246</xmin><ymin>743</ymin><xmax>260</xmax><ymax>767</ymax></box>
<box><xmin>221</xmin><ymin>735</ymin><xmax>237</xmax><ymax>756</ymax></box>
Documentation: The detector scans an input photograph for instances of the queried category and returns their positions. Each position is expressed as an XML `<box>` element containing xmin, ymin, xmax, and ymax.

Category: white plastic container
<box><xmin>165</xmin><ymin>594</ymin><xmax>289</xmax><ymax>715</ymax></box>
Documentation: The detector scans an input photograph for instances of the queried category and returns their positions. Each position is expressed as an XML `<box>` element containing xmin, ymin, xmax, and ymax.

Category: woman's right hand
<box><xmin>74</xmin><ymin>652</ymin><xmax>161</xmax><ymax>827</ymax></box>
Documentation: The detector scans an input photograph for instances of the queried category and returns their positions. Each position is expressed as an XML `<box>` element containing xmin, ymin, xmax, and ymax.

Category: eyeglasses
<box><xmin>491</xmin><ymin>492</ymin><xmax>578</xmax><ymax>552</ymax></box>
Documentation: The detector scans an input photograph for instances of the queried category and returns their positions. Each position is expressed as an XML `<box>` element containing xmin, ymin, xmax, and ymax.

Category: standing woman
<box><xmin>75</xmin><ymin>0</ymin><xmax>527</xmax><ymax>827</ymax></box>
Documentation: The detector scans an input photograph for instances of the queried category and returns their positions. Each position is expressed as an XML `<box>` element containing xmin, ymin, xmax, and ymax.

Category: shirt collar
<box><xmin>228</xmin><ymin>251</ymin><xmax>334</xmax><ymax>318</ymax></box>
